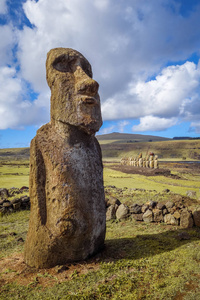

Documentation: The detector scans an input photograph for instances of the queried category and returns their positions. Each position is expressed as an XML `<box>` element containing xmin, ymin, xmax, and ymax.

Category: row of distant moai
<box><xmin>121</xmin><ymin>152</ymin><xmax>159</xmax><ymax>169</ymax></box>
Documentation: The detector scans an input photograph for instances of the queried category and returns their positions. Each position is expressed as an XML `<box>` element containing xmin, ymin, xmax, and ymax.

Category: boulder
<box><xmin>192</xmin><ymin>210</ymin><xmax>200</xmax><ymax>227</ymax></box>
<box><xmin>149</xmin><ymin>201</ymin><xmax>157</xmax><ymax>209</ymax></box>
<box><xmin>143</xmin><ymin>209</ymin><xmax>153</xmax><ymax>223</ymax></box>
<box><xmin>3</xmin><ymin>201</ymin><xmax>12</xmax><ymax>208</ymax></box>
<box><xmin>153</xmin><ymin>209</ymin><xmax>164</xmax><ymax>222</ymax></box>
<box><xmin>0</xmin><ymin>188</ymin><xmax>8</xmax><ymax>199</ymax></box>
<box><xmin>132</xmin><ymin>213</ymin><xmax>143</xmax><ymax>221</ymax></box>
<box><xmin>173</xmin><ymin>211</ymin><xmax>181</xmax><ymax>220</ymax></box>
<box><xmin>165</xmin><ymin>201</ymin><xmax>174</xmax><ymax>209</ymax></box>
<box><xmin>116</xmin><ymin>204</ymin><xmax>129</xmax><ymax>220</ymax></box>
<box><xmin>13</xmin><ymin>202</ymin><xmax>21</xmax><ymax>210</ymax></box>
<box><xmin>141</xmin><ymin>204</ymin><xmax>149</xmax><ymax>213</ymax></box>
<box><xmin>180</xmin><ymin>210</ymin><xmax>193</xmax><ymax>228</ymax></box>
<box><xmin>130</xmin><ymin>204</ymin><xmax>142</xmax><ymax>214</ymax></box>
<box><xmin>106</xmin><ymin>204</ymin><xmax>118</xmax><ymax>221</ymax></box>
<box><xmin>105</xmin><ymin>196</ymin><xmax>121</xmax><ymax>208</ymax></box>
<box><xmin>186</xmin><ymin>190</ymin><xmax>197</xmax><ymax>198</ymax></box>
<box><xmin>164</xmin><ymin>214</ymin><xmax>178</xmax><ymax>225</ymax></box>
<box><xmin>156</xmin><ymin>203</ymin><xmax>166</xmax><ymax>210</ymax></box>
<box><xmin>163</xmin><ymin>189</ymin><xmax>170</xmax><ymax>193</ymax></box>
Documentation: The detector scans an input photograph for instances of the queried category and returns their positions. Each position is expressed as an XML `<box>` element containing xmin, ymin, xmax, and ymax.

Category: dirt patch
<box><xmin>0</xmin><ymin>252</ymin><xmax>100</xmax><ymax>287</ymax></box>
<box><xmin>110</xmin><ymin>164</ymin><xmax>171</xmax><ymax>177</ymax></box>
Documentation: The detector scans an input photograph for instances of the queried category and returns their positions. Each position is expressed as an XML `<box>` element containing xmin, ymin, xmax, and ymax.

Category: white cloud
<box><xmin>118</xmin><ymin>121</ymin><xmax>129</xmax><ymax>133</ymax></box>
<box><xmin>0</xmin><ymin>0</ymin><xmax>7</xmax><ymax>14</ymax></box>
<box><xmin>132</xmin><ymin>116</ymin><xmax>177</xmax><ymax>132</ymax></box>
<box><xmin>99</xmin><ymin>125</ymin><xmax>116</xmax><ymax>135</ymax></box>
<box><xmin>0</xmin><ymin>66</ymin><xmax>50</xmax><ymax>129</ymax></box>
<box><xmin>1</xmin><ymin>0</ymin><xmax>200</xmax><ymax>132</ymax></box>
<box><xmin>190</xmin><ymin>122</ymin><xmax>200</xmax><ymax>134</ymax></box>
<box><xmin>0</xmin><ymin>25</ymin><xmax>16</xmax><ymax>66</ymax></box>
<box><xmin>102</xmin><ymin>61</ymin><xmax>200</xmax><ymax>131</ymax></box>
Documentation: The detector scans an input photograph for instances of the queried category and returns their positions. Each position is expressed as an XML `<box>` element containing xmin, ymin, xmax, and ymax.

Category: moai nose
<box><xmin>76</xmin><ymin>68</ymin><xmax>99</xmax><ymax>96</ymax></box>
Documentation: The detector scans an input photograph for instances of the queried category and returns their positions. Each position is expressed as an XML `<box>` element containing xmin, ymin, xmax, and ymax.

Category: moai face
<box><xmin>46</xmin><ymin>48</ymin><xmax>102</xmax><ymax>135</ymax></box>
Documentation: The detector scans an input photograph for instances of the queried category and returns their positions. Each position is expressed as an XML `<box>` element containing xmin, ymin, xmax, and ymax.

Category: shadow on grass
<box><xmin>98</xmin><ymin>227</ymin><xmax>200</xmax><ymax>262</ymax></box>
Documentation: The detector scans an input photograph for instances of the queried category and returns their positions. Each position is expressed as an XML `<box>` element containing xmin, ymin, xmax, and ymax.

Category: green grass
<box><xmin>100</xmin><ymin>139</ymin><xmax>200</xmax><ymax>160</ymax></box>
<box><xmin>0</xmin><ymin>210</ymin><xmax>30</xmax><ymax>258</ymax></box>
<box><xmin>1</xmin><ymin>146</ymin><xmax>200</xmax><ymax>299</ymax></box>
<box><xmin>103</xmin><ymin>167</ymin><xmax>200</xmax><ymax>199</ymax></box>
<box><xmin>0</xmin><ymin>164</ymin><xmax>29</xmax><ymax>188</ymax></box>
<box><xmin>1</xmin><ymin>214</ymin><xmax>200</xmax><ymax>299</ymax></box>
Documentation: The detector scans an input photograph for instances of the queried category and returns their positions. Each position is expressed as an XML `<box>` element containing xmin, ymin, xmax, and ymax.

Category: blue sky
<box><xmin>0</xmin><ymin>0</ymin><xmax>200</xmax><ymax>148</ymax></box>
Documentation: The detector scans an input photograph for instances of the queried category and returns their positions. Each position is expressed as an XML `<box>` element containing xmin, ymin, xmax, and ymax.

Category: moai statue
<box><xmin>139</xmin><ymin>157</ymin><xmax>143</xmax><ymax>168</ymax></box>
<box><xmin>154</xmin><ymin>155</ymin><xmax>159</xmax><ymax>169</ymax></box>
<box><xmin>143</xmin><ymin>158</ymin><xmax>146</xmax><ymax>168</ymax></box>
<box><xmin>149</xmin><ymin>154</ymin><xmax>154</xmax><ymax>169</ymax></box>
<box><xmin>146</xmin><ymin>156</ymin><xmax>149</xmax><ymax>168</ymax></box>
<box><xmin>136</xmin><ymin>159</ymin><xmax>139</xmax><ymax>167</ymax></box>
<box><xmin>24</xmin><ymin>48</ymin><xmax>106</xmax><ymax>268</ymax></box>
<box><xmin>130</xmin><ymin>157</ymin><xmax>135</xmax><ymax>166</ymax></box>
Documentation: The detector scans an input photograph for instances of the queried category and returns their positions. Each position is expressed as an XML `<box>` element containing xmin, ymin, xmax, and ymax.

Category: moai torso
<box><xmin>24</xmin><ymin>48</ymin><xmax>106</xmax><ymax>268</ymax></box>
<box><xmin>154</xmin><ymin>155</ymin><xmax>159</xmax><ymax>169</ymax></box>
<box><xmin>139</xmin><ymin>157</ymin><xmax>143</xmax><ymax>168</ymax></box>
<box><xmin>149</xmin><ymin>155</ymin><xmax>154</xmax><ymax>169</ymax></box>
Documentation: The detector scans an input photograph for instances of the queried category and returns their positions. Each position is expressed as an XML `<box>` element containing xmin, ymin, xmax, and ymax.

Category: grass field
<box><xmin>1</xmin><ymin>142</ymin><xmax>200</xmax><ymax>299</ymax></box>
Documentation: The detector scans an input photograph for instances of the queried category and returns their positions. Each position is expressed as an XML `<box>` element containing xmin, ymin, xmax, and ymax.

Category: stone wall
<box><xmin>106</xmin><ymin>193</ymin><xmax>200</xmax><ymax>229</ymax></box>
<box><xmin>0</xmin><ymin>187</ymin><xmax>30</xmax><ymax>214</ymax></box>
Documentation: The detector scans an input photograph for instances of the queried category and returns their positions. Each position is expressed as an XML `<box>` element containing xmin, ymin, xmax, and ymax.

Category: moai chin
<box><xmin>24</xmin><ymin>48</ymin><xmax>106</xmax><ymax>268</ymax></box>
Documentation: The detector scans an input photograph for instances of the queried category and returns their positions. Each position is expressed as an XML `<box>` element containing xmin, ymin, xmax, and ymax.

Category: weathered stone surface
<box><xmin>130</xmin><ymin>204</ymin><xmax>142</xmax><ymax>214</ymax></box>
<box><xmin>180</xmin><ymin>210</ymin><xmax>193</xmax><ymax>228</ymax></box>
<box><xmin>105</xmin><ymin>196</ymin><xmax>121</xmax><ymax>208</ymax></box>
<box><xmin>156</xmin><ymin>203</ymin><xmax>166</xmax><ymax>210</ymax></box>
<box><xmin>163</xmin><ymin>189</ymin><xmax>170</xmax><ymax>193</ymax></box>
<box><xmin>143</xmin><ymin>209</ymin><xmax>153</xmax><ymax>223</ymax></box>
<box><xmin>13</xmin><ymin>202</ymin><xmax>21</xmax><ymax>210</ymax></box>
<box><xmin>153</xmin><ymin>209</ymin><xmax>164</xmax><ymax>222</ymax></box>
<box><xmin>3</xmin><ymin>201</ymin><xmax>12</xmax><ymax>208</ymax></box>
<box><xmin>0</xmin><ymin>188</ymin><xmax>8</xmax><ymax>199</ymax></box>
<box><xmin>165</xmin><ymin>201</ymin><xmax>174</xmax><ymax>209</ymax></box>
<box><xmin>173</xmin><ymin>211</ymin><xmax>181</xmax><ymax>220</ymax></box>
<box><xmin>162</xmin><ymin>208</ymin><xmax>168</xmax><ymax>215</ymax></box>
<box><xmin>132</xmin><ymin>213</ymin><xmax>143</xmax><ymax>221</ymax></box>
<box><xmin>193</xmin><ymin>210</ymin><xmax>200</xmax><ymax>227</ymax></box>
<box><xmin>141</xmin><ymin>204</ymin><xmax>149</xmax><ymax>213</ymax></box>
<box><xmin>106</xmin><ymin>204</ymin><xmax>118</xmax><ymax>221</ymax></box>
<box><xmin>116</xmin><ymin>204</ymin><xmax>129</xmax><ymax>220</ymax></box>
<box><xmin>186</xmin><ymin>190</ymin><xmax>197</xmax><ymax>198</ymax></box>
<box><xmin>164</xmin><ymin>214</ymin><xmax>178</xmax><ymax>225</ymax></box>
<box><xmin>24</xmin><ymin>48</ymin><xmax>106</xmax><ymax>269</ymax></box>
<box><xmin>149</xmin><ymin>201</ymin><xmax>157</xmax><ymax>209</ymax></box>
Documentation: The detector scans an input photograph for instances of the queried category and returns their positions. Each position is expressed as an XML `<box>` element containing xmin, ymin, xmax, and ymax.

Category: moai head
<box><xmin>46</xmin><ymin>48</ymin><xmax>102</xmax><ymax>135</ymax></box>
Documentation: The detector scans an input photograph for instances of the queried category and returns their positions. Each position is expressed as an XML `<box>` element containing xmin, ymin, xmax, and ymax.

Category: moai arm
<box><xmin>29</xmin><ymin>137</ymin><xmax>47</xmax><ymax>226</ymax></box>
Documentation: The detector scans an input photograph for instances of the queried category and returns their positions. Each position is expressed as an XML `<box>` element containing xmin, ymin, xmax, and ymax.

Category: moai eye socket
<box><xmin>80</xmin><ymin>59</ymin><xmax>93</xmax><ymax>78</ymax></box>
<box><xmin>52</xmin><ymin>54</ymin><xmax>72</xmax><ymax>72</ymax></box>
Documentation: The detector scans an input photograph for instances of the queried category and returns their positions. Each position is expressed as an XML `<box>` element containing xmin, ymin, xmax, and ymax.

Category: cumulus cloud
<box><xmin>132</xmin><ymin>116</ymin><xmax>177</xmax><ymax>132</ymax></box>
<box><xmin>0</xmin><ymin>25</ymin><xmax>16</xmax><ymax>66</ymax></box>
<box><xmin>0</xmin><ymin>0</ymin><xmax>7</xmax><ymax>14</ymax></box>
<box><xmin>0</xmin><ymin>66</ymin><xmax>49</xmax><ymax>129</ymax></box>
<box><xmin>102</xmin><ymin>61</ymin><xmax>200</xmax><ymax>131</ymax></box>
<box><xmin>190</xmin><ymin>122</ymin><xmax>200</xmax><ymax>134</ymax></box>
<box><xmin>1</xmin><ymin>0</ymin><xmax>200</xmax><ymax>132</ymax></box>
